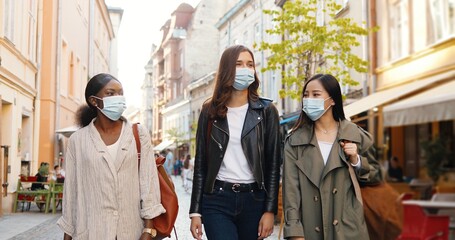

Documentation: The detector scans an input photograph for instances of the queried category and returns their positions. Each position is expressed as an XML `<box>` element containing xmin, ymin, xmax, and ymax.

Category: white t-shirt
<box><xmin>318</xmin><ymin>140</ymin><xmax>333</xmax><ymax>165</ymax></box>
<box><xmin>217</xmin><ymin>103</ymin><xmax>255</xmax><ymax>183</ymax></box>
<box><xmin>106</xmin><ymin>121</ymin><xmax>124</xmax><ymax>165</ymax></box>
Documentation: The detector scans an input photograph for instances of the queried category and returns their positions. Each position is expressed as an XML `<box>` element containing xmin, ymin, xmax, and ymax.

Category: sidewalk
<box><xmin>0</xmin><ymin>205</ymin><xmax>61</xmax><ymax>240</ymax></box>
<box><xmin>0</xmin><ymin>175</ymin><xmax>283</xmax><ymax>239</ymax></box>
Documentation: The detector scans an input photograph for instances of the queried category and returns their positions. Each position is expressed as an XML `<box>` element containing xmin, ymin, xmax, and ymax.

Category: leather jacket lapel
<box><xmin>242</xmin><ymin>109</ymin><xmax>262</xmax><ymax>138</ymax></box>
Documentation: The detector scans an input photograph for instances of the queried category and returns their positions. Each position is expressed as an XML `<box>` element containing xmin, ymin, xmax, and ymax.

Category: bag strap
<box><xmin>132</xmin><ymin>123</ymin><xmax>141</xmax><ymax>169</ymax></box>
<box><xmin>133</xmin><ymin>123</ymin><xmax>179</xmax><ymax>240</ymax></box>
<box><xmin>348</xmin><ymin>164</ymin><xmax>363</xmax><ymax>205</ymax></box>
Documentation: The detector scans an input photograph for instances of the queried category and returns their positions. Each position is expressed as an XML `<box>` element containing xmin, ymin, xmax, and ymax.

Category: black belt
<box><xmin>214</xmin><ymin>180</ymin><xmax>259</xmax><ymax>193</ymax></box>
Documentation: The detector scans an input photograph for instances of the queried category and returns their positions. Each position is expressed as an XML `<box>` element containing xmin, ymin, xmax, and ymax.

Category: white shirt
<box><xmin>217</xmin><ymin>103</ymin><xmax>255</xmax><ymax>183</ymax></box>
<box><xmin>318</xmin><ymin>141</ymin><xmax>333</xmax><ymax>165</ymax></box>
<box><xmin>106</xmin><ymin>121</ymin><xmax>124</xmax><ymax>165</ymax></box>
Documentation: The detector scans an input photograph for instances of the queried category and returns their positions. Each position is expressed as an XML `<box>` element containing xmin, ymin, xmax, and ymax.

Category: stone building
<box><xmin>0</xmin><ymin>0</ymin><xmax>118</xmax><ymax>214</ymax></box>
<box><xmin>149</xmin><ymin>1</ymin><xmax>235</xmax><ymax>158</ymax></box>
<box><xmin>345</xmin><ymin>0</ymin><xmax>455</xmax><ymax>181</ymax></box>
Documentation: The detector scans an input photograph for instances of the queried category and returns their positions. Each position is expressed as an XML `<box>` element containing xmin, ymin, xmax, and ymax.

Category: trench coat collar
<box><xmin>288</xmin><ymin>123</ymin><xmax>324</xmax><ymax>187</ymax></box>
<box><xmin>88</xmin><ymin>117</ymin><xmax>134</xmax><ymax>176</ymax></box>
<box><xmin>337</xmin><ymin>120</ymin><xmax>363</xmax><ymax>144</ymax></box>
<box><xmin>288</xmin><ymin>120</ymin><xmax>362</xmax><ymax>187</ymax></box>
<box><xmin>323</xmin><ymin>120</ymin><xmax>364</xmax><ymax>178</ymax></box>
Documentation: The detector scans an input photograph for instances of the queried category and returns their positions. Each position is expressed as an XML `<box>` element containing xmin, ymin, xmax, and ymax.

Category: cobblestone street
<box><xmin>0</xmin><ymin>175</ymin><xmax>282</xmax><ymax>240</ymax></box>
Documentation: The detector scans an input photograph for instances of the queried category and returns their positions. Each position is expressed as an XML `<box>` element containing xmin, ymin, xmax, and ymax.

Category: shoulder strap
<box><xmin>132</xmin><ymin>123</ymin><xmax>141</xmax><ymax>169</ymax></box>
<box><xmin>349</xmin><ymin>165</ymin><xmax>363</xmax><ymax>205</ymax></box>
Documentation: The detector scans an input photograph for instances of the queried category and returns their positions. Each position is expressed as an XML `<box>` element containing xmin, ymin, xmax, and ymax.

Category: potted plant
<box><xmin>421</xmin><ymin>136</ymin><xmax>450</xmax><ymax>183</ymax></box>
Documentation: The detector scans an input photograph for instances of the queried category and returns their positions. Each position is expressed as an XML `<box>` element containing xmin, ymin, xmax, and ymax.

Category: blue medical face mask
<box><xmin>92</xmin><ymin>95</ymin><xmax>127</xmax><ymax>121</ymax></box>
<box><xmin>302</xmin><ymin>97</ymin><xmax>332</xmax><ymax>121</ymax></box>
<box><xmin>233</xmin><ymin>68</ymin><xmax>255</xmax><ymax>90</ymax></box>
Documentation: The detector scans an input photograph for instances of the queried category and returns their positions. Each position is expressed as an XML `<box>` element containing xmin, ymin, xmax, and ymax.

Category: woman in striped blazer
<box><xmin>57</xmin><ymin>73</ymin><xmax>165</xmax><ymax>240</ymax></box>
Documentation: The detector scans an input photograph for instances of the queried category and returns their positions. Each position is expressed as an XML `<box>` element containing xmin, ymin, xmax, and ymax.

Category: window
<box><xmin>390</xmin><ymin>0</ymin><xmax>410</xmax><ymax>60</ymax></box>
<box><xmin>28</xmin><ymin>0</ymin><xmax>37</xmax><ymax>61</ymax></box>
<box><xmin>69</xmin><ymin>53</ymin><xmax>75</xmax><ymax>97</ymax></box>
<box><xmin>254</xmin><ymin>23</ymin><xmax>261</xmax><ymax>45</ymax></box>
<box><xmin>243</xmin><ymin>31</ymin><xmax>249</xmax><ymax>47</ymax></box>
<box><xmin>429</xmin><ymin>0</ymin><xmax>455</xmax><ymax>42</ymax></box>
<box><xmin>179</xmin><ymin>50</ymin><xmax>184</xmax><ymax>70</ymax></box>
<box><xmin>316</xmin><ymin>0</ymin><xmax>325</xmax><ymax>26</ymax></box>
<box><xmin>61</xmin><ymin>41</ymin><xmax>69</xmax><ymax>97</ymax></box>
<box><xmin>3</xmin><ymin>0</ymin><xmax>15</xmax><ymax>42</ymax></box>
<box><xmin>268</xmin><ymin>70</ymin><xmax>278</xmax><ymax>101</ymax></box>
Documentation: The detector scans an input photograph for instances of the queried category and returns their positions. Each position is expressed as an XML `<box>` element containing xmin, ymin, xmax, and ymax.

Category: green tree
<box><xmin>166</xmin><ymin>127</ymin><xmax>185</xmax><ymax>150</ymax></box>
<box><xmin>258</xmin><ymin>0</ymin><xmax>376</xmax><ymax>99</ymax></box>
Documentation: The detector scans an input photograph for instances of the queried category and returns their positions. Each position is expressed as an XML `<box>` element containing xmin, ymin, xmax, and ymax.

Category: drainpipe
<box><xmin>228</xmin><ymin>20</ymin><xmax>231</xmax><ymax>46</ymax></box>
<box><xmin>89</xmin><ymin>0</ymin><xmax>95</xmax><ymax>76</ymax></box>
<box><xmin>54</xmin><ymin>0</ymin><xmax>62</xmax><ymax>163</ymax></box>
<box><xmin>34</xmin><ymin>0</ymin><xmax>44</xmax><ymax>175</ymax></box>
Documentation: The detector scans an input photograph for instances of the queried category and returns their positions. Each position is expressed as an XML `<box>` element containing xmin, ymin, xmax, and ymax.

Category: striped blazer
<box><xmin>57</xmin><ymin>119</ymin><xmax>165</xmax><ymax>240</ymax></box>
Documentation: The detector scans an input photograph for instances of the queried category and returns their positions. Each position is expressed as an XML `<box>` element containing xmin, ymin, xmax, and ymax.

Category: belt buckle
<box><xmin>232</xmin><ymin>183</ymin><xmax>241</xmax><ymax>193</ymax></box>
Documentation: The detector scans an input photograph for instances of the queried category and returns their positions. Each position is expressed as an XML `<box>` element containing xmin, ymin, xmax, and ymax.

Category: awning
<box><xmin>153</xmin><ymin>140</ymin><xmax>175</xmax><ymax>152</ymax></box>
<box><xmin>55</xmin><ymin>125</ymin><xmax>80</xmax><ymax>138</ymax></box>
<box><xmin>344</xmin><ymin>70</ymin><xmax>455</xmax><ymax>118</ymax></box>
<box><xmin>383</xmin><ymin>80</ymin><xmax>455</xmax><ymax>127</ymax></box>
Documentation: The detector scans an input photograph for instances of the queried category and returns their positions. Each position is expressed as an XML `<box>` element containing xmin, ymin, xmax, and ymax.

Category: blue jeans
<box><xmin>202</xmin><ymin>185</ymin><xmax>266</xmax><ymax>240</ymax></box>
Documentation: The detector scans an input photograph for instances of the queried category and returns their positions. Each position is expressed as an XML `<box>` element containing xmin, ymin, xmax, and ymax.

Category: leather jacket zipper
<box><xmin>257</xmin><ymin>125</ymin><xmax>267</xmax><ymax>193</ymax></box>
<box><xmin>211</xmin><ymin>124</ymin><xmax>226</xmax><ymax>151</ymax></box>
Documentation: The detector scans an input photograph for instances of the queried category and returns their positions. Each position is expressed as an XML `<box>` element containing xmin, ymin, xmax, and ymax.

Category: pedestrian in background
<box><xmin>57</xmin><ymin>73</ymin><xmax>165</xmax><ymax>240</ymax></box>
<box><xmin>387</xmin><ymin>156</ymin><xmax>404</xmax><ymax>182</ymax></box>
<box><xmin>189</xmin><ymin>45</ymin><xmax>281</xmax><ymax>240</ymax></box>
<box><xmin>164</xmin><ymin>148</ymin><xmax>174</xmax><ymax>176</ymax></box>
<box><xmin>282</xmin><ymin>73</ymin><xmax>382</xmax><ymax>240</ymax></box>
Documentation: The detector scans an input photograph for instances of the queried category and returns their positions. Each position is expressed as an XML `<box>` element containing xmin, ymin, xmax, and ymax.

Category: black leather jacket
<box><xmin>189</xmin><ymin>98</ymin><xmax>282</xmax><ymax>215</ymax></box>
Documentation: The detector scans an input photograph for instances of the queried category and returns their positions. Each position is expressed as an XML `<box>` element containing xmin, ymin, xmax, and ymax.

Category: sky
<box><xmin>105</xmin><ymin>0</ymin><xmax>201</xmax><ymax>108</ymax></box>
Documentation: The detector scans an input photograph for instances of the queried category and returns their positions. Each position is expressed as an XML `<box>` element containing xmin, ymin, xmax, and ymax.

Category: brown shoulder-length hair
<box><xmin>207</xmin><ymin>45</ymin><xmax>260</xmax><ymax>119</ymax></box>
<box><xmin>290</xmin><ymin>73</ymin><xmax>346</xmax><ymax>132</ymax></box>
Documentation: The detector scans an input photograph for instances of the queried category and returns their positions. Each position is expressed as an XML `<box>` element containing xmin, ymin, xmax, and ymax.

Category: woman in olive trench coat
<box><xmin>282</xmin><ymin>74</ymin><xmax>382</xmax><ymax>240</ymax></box>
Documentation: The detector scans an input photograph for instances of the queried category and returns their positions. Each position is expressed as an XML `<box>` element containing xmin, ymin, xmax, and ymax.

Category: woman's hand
<box><xmin>63</xmin><ymin>233</ymin><xmax>72</xmax><ymax>240</ymax></box>
<box><xmin>190</xmin><ymin>216</ymin><xmax>203</xmax><ymax>240</ymax></box>
<box><xmin>257</xmin><ymin>212</ymin><xmax>274</xmax><ymax>239</ymax></box>
<box><xmin>340</xmin><ymin>140</ymin><xmax>359</xmax><ymax>165</ymax></box>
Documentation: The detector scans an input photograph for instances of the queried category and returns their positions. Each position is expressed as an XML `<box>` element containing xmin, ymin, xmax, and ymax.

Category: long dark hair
<box><xmin>291</xmin><ymin>73</ymin><xmax>346</xmax><ymax>132</ymax></box>
<box><xmin>208</xmin><ymin>45</ymin><xmax>259</xmax><ymax>119</ymax></box>
<box><xmin>76</xmin><ymin>73</ymin><xmax>120</xmax><ymax>127</ymax></box>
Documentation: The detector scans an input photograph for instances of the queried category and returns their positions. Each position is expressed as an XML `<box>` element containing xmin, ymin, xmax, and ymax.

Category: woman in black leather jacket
<box><xmin>189</xmin><ymin>45</ymin><xmax>281</xmax><ymax>240</ymax></box>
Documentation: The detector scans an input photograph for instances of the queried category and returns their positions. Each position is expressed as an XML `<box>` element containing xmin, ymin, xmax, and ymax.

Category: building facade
<box><xmin>0</xmin><ymin>0</ymin><xmax>117</xmax><ymax>214</ymax></box>
<box><xmin>345</xmin><ymin>0</ymin><xmax>455</xmax><ymax>183</ymax></box>
<box><xmin>216</xmin><ymin>0</ymin><xmax>285</xmax><ymax>112</ymax></box>
<box><xmin>150</xmin><ymin>1</ymin><xmax>234</xmax><ymax>158</ymax></box>
<box><xmin>0</xmin><ymin>0</ymin><xmax>42</xmax><ymax>215</ymax></box>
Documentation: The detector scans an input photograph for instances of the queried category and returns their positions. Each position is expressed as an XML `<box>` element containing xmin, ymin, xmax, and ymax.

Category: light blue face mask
<box><xmin>93</xmin><ymin>95</ymin><xmax>127</xmax><ymax>121</ymax></box>
<box><xmin>233</xmin><ymin>68</ymin><xmax>255</xmax><ymax>90</ymax></box>
<box><xmin>302</xmin><ymin>97</ymin><xmax>331</xmax><ymax>121</ymax></box>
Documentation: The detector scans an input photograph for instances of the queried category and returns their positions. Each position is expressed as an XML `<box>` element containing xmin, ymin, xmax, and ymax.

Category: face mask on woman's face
<box><xmin>302</xmin><ymin>97</ymin><xmax>332</xmax><ymax>121</ymax></box>
<box><xmin>233</xmin><ymin>68</ymin><xmax>255</xmax><ymax>90</ymax></box>
<box><xmin>92</xmin><ymin>95</ymin><xmax>127</xmax><ymax>121</ymax></box>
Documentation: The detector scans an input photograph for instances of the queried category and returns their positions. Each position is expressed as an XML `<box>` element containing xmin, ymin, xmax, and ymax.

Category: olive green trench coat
<box><xmin>283</xmin><ymin>120</ymin><xmax>381</xmax><ymax>240</ymax></box>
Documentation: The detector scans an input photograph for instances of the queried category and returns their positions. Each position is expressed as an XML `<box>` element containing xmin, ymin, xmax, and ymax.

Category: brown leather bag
<box><xmin>349</xmin><ymin>166</ymin><xmax>402</xmax><ymax>240</ymax></box>
<box><xmin>133</xmin><ymin>124</ymin><xmax>179</xmax><ymax>240</ymax></box>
